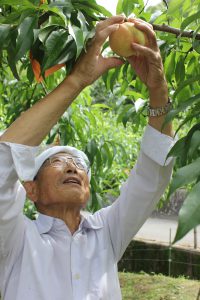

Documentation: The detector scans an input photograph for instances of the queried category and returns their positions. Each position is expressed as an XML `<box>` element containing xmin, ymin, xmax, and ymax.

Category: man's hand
<box><xmin>127</xmin><ymin>18</ymin><xmax>166</xmax><ymax>91</ymax></box>
<box><xmin>69</xmin><ymin>15</ymin><xmax>125</xmax><ymax>89</ymax></box>
<box><xmin>126</xmin><ymin>19</ymin><xmax>173</xmax><ymax>137</ymax></box>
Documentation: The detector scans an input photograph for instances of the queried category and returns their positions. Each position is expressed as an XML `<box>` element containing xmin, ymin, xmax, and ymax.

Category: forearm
<box><xmin>0</xmin><ymin>75</ymin><xmax>83</xmax><ymax>146</ymax></box>
<box><xmin>148</xmin><ymin>81</ymin><xmax>173</xmax><ymax>137</ymax></box>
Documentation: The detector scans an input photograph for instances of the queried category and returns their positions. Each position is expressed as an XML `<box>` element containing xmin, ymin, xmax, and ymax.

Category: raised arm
<box><xmin>0</xmin><ymin>16</ymin><xmax>125</xmax><ymax>146</ymax></box>
<box><xmin>127</xmin><ymin>19</ymin><xmax>173</xmax><ymax>137</ymax></box>
<box><xmin>94</xmin><ymin>19</ymin><xmax>175</xmax><ymax>261</ymax></box>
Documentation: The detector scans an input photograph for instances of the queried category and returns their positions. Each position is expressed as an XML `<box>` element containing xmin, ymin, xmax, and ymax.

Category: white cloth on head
<box><xmin>34</xmin><ymin>145</ymin><xmax>91</xmax><ymax>180</ymax></box>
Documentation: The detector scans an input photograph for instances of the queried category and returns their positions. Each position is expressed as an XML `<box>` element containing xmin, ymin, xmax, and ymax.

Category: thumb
<box><xmin>104</xmin><ymin>57</ymin><xmax>125</xmax><ymax>71</ymax></box>
<box><xmin>130</xmin><ymin>42</ymin><xmax>154</xmax><ymax>59</ymax></box>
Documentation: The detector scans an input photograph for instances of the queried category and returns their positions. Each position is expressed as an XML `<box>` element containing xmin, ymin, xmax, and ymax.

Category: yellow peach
<box><xmin>109</xmin><ymin>21</ymin><xmax>148</xmax><ymax>57</ymax></box>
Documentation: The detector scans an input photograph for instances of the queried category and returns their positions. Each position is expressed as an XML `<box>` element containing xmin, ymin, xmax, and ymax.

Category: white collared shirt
<box><xmin>0</xmin><ymin>125</ymin><xmax>175</xmax><ymax>300</ymax></box>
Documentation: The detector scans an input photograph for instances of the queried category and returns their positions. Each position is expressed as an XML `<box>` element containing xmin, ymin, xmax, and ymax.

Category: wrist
<box><xmin>60</xmin><ymin>75</ymin><xmax>85</xmax><ymax>101</ymax></box>
<box><xmin>148</xmin><ymin>81</ymin><xmax>168</xmax><ymax>107</ymax></box>
<box><xmin>147</xmin><ymin>99</ymin><xmax>172</xmax><ymax>117</ymax></box>
<box><xmin>64</xmin><ymin>75</ymin><xmax>85</xmax><ymax>92</ymax></box>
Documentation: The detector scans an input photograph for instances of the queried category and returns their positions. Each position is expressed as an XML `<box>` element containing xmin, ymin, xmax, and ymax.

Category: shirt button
<box><xmin>74</xmin><ymin>273</ymin><xmax>80</xmax><ymax>280</ymax></box>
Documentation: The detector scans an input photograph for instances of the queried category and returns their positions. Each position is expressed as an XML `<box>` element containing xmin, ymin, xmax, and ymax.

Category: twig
<box><xmin>162</xmin><ymin>0</ymin><xmax>168</xmax><ymax>9</ymax></box>
<box><xmin>98</xmin><ymin>17</ymin><xmax>200</xmax><ymax>40</ymax></box>
<box><xmin>40</xmin><ymin>81</ymin><xmax>48</xmax><ymax>95</ymax></box>
<box><xmin>152</xmin><ymin>24</ymin><xmax>200</xmax><ymax>40</ymax></box>
<box><xmin>139</xmin><ymin>0</ymin><xmax>150</xmax><ymax>15</ymax></box>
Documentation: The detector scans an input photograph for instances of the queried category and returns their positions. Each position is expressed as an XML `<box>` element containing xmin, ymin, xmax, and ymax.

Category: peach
<box><xmin>109</xmin><ymin>21</ymin><xmax>148</xmax><ymax>57</ymax></box>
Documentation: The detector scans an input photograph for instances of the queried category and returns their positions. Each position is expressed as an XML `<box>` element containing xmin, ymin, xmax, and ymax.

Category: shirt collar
<box><xmin>34</xmin><ymin>213</ymin><xmax>54</xmax><ymax>234</ymax></box>
<box><xmin>35</xmin><ymin>212</ymin><xmax>103</xmax><ymax>234</ymax></box>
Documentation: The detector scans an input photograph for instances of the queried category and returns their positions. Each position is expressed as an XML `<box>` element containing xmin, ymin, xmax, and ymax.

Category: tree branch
<box><xmin>99</xmin><ymin>16</ymin><xmax>200</xmax><ymax>40</ymax></box>
<box><xmin>152</xmin><ymin>24</ymin><xmax>200</xmax><ymax>40</ymax></box>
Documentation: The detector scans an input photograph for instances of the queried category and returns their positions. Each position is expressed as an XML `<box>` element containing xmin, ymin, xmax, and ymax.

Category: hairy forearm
<box><xmin>0</xmin><ymin>75</ymin><xmax>83</xmax><ymax>146</ymax></box>
<box><xmin>148</xmin><ymin>82</ymin><xmax>173</xmax><ymax>137</ymax></box>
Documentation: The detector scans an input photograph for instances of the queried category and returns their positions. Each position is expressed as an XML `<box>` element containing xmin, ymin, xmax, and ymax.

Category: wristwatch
<box><xmin>147</xmin><ymin>99</ymin><xmax>172</xmax><ymax>117</ymax></box>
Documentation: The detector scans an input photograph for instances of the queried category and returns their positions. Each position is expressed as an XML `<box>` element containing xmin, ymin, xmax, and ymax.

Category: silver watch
<box><xmin>147</xmin><ymin>99</ymin><xmax>172</xmax><ymax>117</ymax></box>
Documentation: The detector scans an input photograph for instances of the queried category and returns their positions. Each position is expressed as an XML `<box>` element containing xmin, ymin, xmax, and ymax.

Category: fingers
<box><xmin>128</xmin><ymin>18</ymin><xmax>158</xmax><ymax>51</ymax></box>
<box><xmin>104</xmin><ymin>56</ymin><xmax>125</xmax><ymax>70</ymax></box>
<box><xmin>96</xmin><ymin>15</ymin><xmax>124</xmax><ymax>31</ymax></box>
<box><xmin>127</xmin><ymin>18</ymin><xmax>153</xmax><ymax>30</ymax></box>
<box><xmin>91</xmin><ymin>15</ymin><xmax>125</xmax><ymax>54</ymax></box>
<box><xmin>129</xmin><ymin>43</ymin><xmax>160</xmax><ymax>62</ymax></box>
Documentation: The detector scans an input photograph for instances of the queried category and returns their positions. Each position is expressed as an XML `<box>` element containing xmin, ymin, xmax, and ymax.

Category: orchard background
<box><xmin>0</xmin><ymin>0</ymin><xmax>200</xmax><ymax>244</ymax></box>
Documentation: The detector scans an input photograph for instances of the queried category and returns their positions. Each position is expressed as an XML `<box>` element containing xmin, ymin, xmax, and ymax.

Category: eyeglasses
<box><xmin>43</xmin><ymin>155</ymin><xmax>90</xmax><ymax>174</ymax></box>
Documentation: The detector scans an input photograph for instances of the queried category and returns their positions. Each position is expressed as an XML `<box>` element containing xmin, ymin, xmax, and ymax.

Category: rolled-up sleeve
<box><xmin>101</xmin><ymin>125</ymin><xmax>176</xmax><ymax>261</ymax></box>
<box><xmin>0</xmin><ymin>142</ymin><xmax>38</xmax><ymax>258</ymax></box>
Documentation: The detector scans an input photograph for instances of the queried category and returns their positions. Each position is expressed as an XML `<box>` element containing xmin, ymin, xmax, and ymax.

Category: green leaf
<box><xmin>193</xmin><ymin>40</ymin><xmax>200</xmax><ymax>54</ymax></box>
<box><xmin>27</xmin><ymin>63</ymin><xmax>34</xmax><ymax>84</ymax></box>
<box><xmin>175</xmin><ymin>111</ymin><xmax>200</xmax><ymax>135</ymax></box>
<box><xmin>101</xmin><ymin>142</ymin><xmax>113</xmax><ymax>168</ymax></box>
<box><xmin>0</xmin><ymin>0</ymin><xmax>36</xmax><ymax>8</ymax></box>
<box><xmin>38</xmin><ymin>25</ymin><xmax>59</xmax><ymax>44</ymax></box>
<box><xmin>169</xmin><ymin>157</ymin><xmax>200</xmax><ymax>195</ymax></box>
<box><xmin>167</xmin><ymin>136</ymin><xmax>187</xmax><ymax>159</ymax></box>
<box><xmin>42</xmin><ymin>29</ymin><xmax>69</xmax><ymax>70</ymax></box>
<box><xmin>16</xmin><ymin>16</ymin><xmax>38</xmax><ymax>61</ymax></box>
<box><xmin>106</xmin><ymin>67</ymin><xmax>121</xmax><ymax>93</ymax></box>
<box><xmin>73</xmin><ymin>0</ymin><xmax>111</xmax><ymax>17</ymax></box>
<box><xmin>116</xmin><ymin>0</ymin><xmax>123</xmax><ymax>15</ymax></box>
<box><xmin>188</xmin><ymin>130</ymin><xmax>200</xmax><ymax>158</ymax></box>
<box><xmin>7</xmin><ymin>29</ymin><xmax>20</xmax><ymax>80</ymax></box>
<box><xmin>164</xmin><ymin>50</ymin><xmax>176</xmax><ymax>84</ymax></box>
<box><xmin>168</xmin><ymin>124</ymin><xmax>200</xmax><ymax>162</ymax></box>
<box><xmin>173</xmin><ymin>181</ymin><xmax>200</xmax><ymax>243</ymax></box>
<box><xmin>175</xmin><ymin>55</ymin><xmax>185</xmax><ymax>84</ymax></box>
<box><xmin>86</xmin><ymin>138</ymin><xmax>98</xmax><ymax>165</ymax></box>
<box><xmin>0</xmin><ymin>25</ymin><xmax>11</xmax><ymax>50</ymax></box>
<box><xmin>40</xmin><ymin>4</ymin><xmax>68</xmax><ymax>26</ymax></box>
<box><xmin>68</xmin><ymin>24</ymin><xmax>84</xmax><ymax>59</ymax></box>
<box><xmin>173</xmin><ymin>75</ymin><xmax>200</xmax><ymax>99</ymax></box>
<box><xmin>55</xmin><ymin>39</ymin><xmax>76</xmax><ymax>65</ymax></box>
<box><xmin>163</xmin><ymin>93</ymin><xmax>200</xmax><ymax>126</ymax></box>
<box><xmin>0</xmin><ymin>11</ymin><xmax>22</xmax><ymax>24</ymax></box>
<box><xmin>180</xmin><ymin>10</ymin><xmax>200</xmax><ymax>31</ymax></box>
<box><xmin>94</xmin><ymin>148</ymin><xmax>102</xmax><ymax>172</ymax></box>
<box><xmin>167</xmin><ymin>0</ymin><xmax>185</xmax><ymax>15</ymax></box>
<box><xmin>122</xmin><ymin>0</ymin><xmax>136</xmax><ymax>17</ymax></box>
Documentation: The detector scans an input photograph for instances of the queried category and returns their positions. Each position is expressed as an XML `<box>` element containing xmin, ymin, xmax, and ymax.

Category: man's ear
<box><xmin>23</xmin><ymin>181</ymin><xmax>39</xmax><ymax>203</ymax></box>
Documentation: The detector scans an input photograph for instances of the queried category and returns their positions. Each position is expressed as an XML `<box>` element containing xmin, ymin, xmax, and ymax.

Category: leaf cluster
<box><xmin>0</xmin><ymin>0</ymin><xmax>111</xmax><ymax>80</ymax></box>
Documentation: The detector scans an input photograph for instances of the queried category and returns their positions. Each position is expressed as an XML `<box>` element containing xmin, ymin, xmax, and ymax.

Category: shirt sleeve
<box><xmin>98</xmin><ymin>125</ymin><xmax>176</xmax><ymax>262</ymax></box>
<box><xmin>0</xmin><ymin>142</ymin><xmax>38</xmax><ymax>258</ymax></box>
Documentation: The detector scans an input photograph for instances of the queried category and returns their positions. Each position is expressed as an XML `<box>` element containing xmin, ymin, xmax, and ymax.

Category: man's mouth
<box><xmin>62</xmin><ymin>177</ymin><xmax>81</xmax><ymax>185</ymax></box>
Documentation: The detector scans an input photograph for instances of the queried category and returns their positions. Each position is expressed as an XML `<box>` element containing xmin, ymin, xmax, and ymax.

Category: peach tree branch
<box><xmin>152</xmin><ymin>24</ymin><xmax>200</xmax><ymax>40</ymax></box>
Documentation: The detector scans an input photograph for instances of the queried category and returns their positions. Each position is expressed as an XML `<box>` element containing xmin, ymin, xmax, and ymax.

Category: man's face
<box><xmin>32</xmin><ymin>152</ymin><xmax>90</xmax><ymax>210</ymax></box>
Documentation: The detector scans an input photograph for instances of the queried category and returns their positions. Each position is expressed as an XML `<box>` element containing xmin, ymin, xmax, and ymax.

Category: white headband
<box><xmin>34</xmin><ymin>145</ymin><xmax>91</xmax><ymax>180</ymax></box>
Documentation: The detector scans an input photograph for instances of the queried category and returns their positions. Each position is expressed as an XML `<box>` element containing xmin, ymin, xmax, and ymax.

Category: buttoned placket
<box><xmin>70</xmin><ymin>228</ymin><xmax>86</xmax><ymax>299</ymax></box>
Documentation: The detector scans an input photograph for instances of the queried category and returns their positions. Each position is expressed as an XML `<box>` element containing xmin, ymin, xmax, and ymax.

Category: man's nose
<box><xmin>63</xmin><ymin>160</ymin><xmax>77</xmax><ymax>173</ymax></box>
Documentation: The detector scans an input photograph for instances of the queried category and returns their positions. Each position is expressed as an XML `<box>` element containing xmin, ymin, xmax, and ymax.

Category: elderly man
<box><xmin>0</xmin><ymin>16</ymin><xmax>174</xmax><ymax>300</ymax></box>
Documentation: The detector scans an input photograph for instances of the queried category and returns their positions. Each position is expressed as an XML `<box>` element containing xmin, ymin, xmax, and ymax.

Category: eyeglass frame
<box><xmin>40</xmin><ymin>154</ymin><xmax>90</xmax><ymax>174</ymax></box>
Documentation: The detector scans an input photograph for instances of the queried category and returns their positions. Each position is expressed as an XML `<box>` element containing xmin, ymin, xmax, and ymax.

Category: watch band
<box><xmin>147</xmin><ymin>99</ymin><xmax>172</xmax><ymax>117</ymax></box>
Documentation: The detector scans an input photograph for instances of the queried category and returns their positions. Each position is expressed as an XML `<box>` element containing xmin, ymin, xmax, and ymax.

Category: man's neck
<box><xmin>38</xmin><ymin>205</ymin><xmax>82</xmax><ymax>234</ymax></box>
